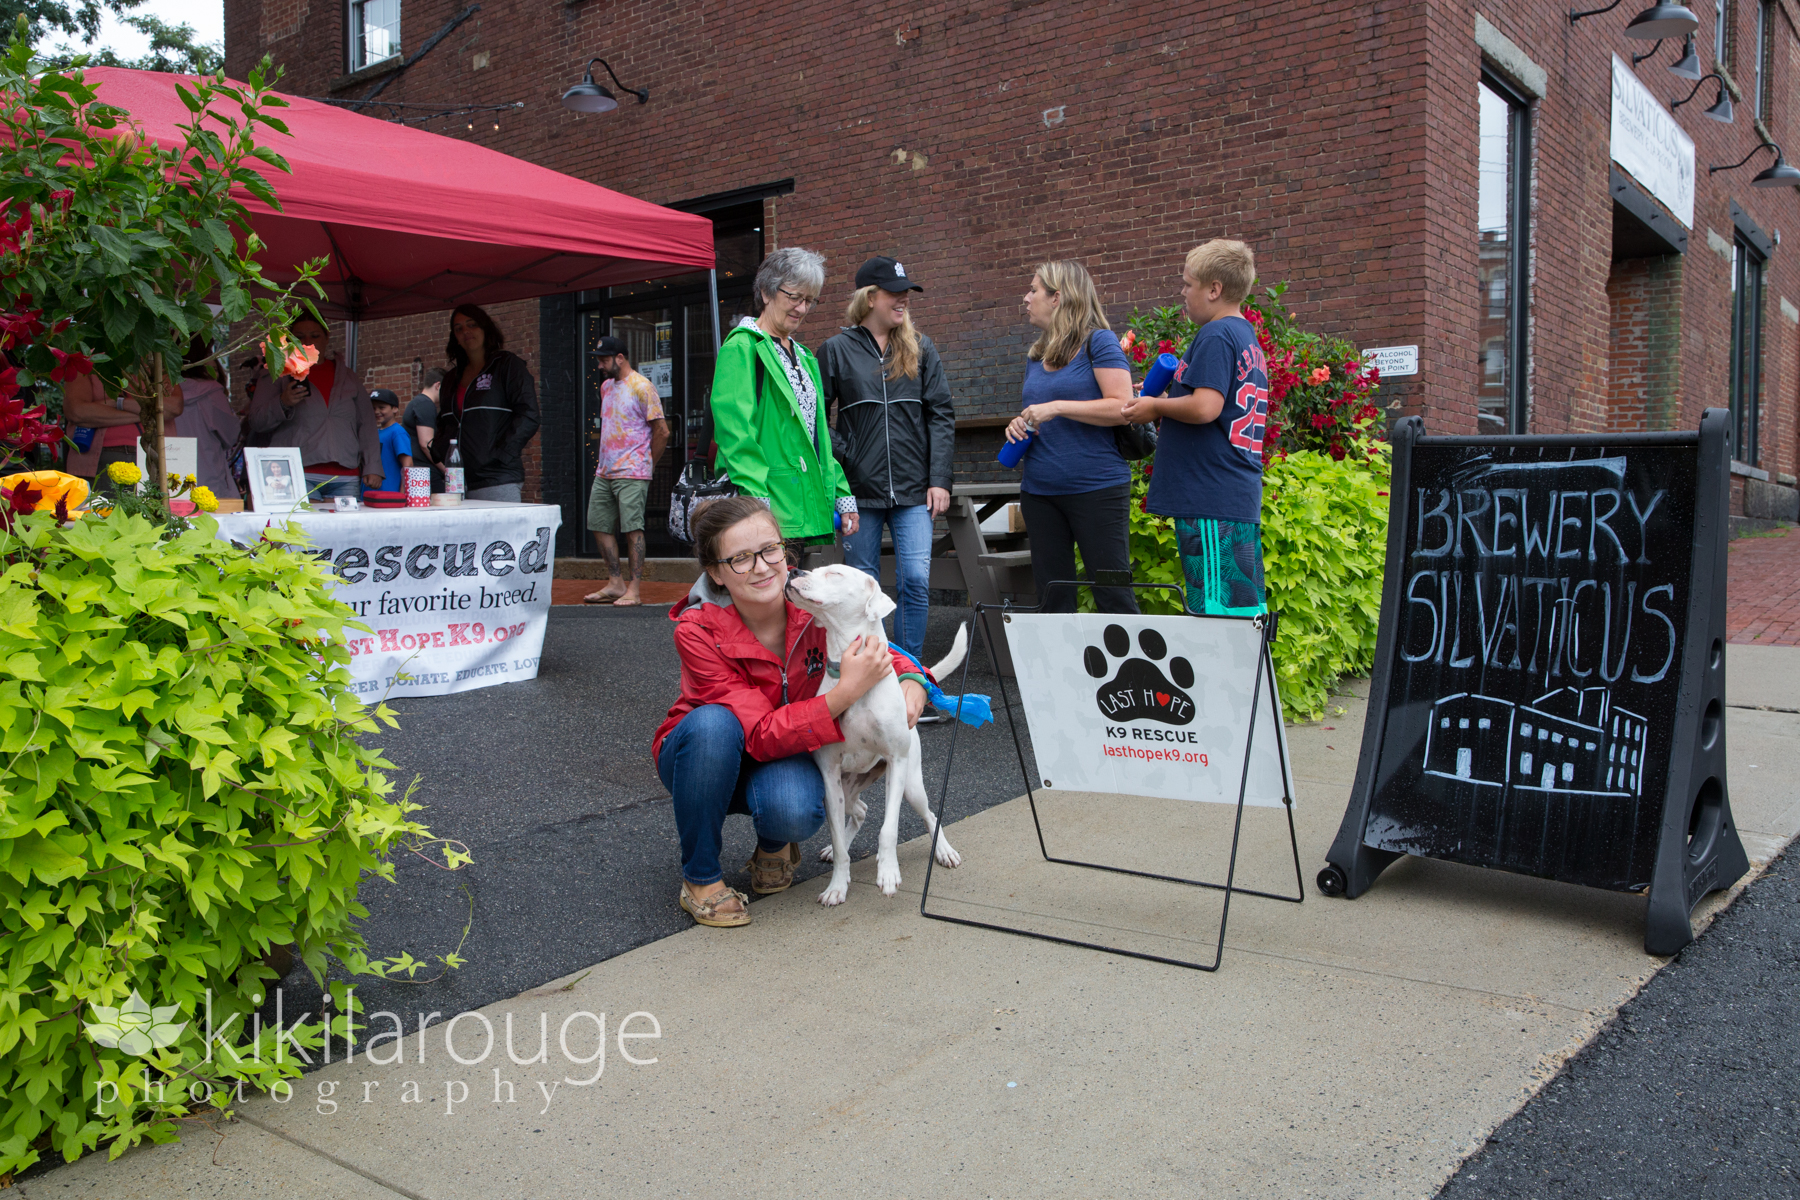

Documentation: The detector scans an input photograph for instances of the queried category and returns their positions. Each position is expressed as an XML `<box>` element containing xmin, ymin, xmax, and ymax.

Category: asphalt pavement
<box><xmin>270</xmin><ymin>602</ymin><xmax>1038</xmax><ymax>1041</ymax></box>
<box><xmin>1436</xmin><ymin>843</ymin><xmax>1800</xmax><ymax>1199</ymax></box>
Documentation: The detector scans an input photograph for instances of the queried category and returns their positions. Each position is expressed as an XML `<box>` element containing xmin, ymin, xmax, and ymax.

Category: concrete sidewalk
<box><xmin>21</xmin><ymin>646</ymin><xmax>1800</xmax><ymax>1200</ymax></box>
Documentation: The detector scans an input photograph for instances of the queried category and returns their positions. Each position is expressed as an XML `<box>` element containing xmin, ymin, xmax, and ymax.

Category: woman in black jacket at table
<box><xmin>441</xmin><ymin>304</ymin><xmax>540</xmax><ymax>500</ymax></box>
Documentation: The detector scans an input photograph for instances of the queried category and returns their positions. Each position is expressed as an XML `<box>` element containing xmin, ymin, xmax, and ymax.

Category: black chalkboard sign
<box><xmin>1321</xmin><ymin>411</ymin><xmax>1747</xmax><ymax>954</ymax></box>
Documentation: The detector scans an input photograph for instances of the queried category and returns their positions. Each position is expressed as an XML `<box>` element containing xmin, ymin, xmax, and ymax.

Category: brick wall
<box><xmin>223</xmin><ymin>0</ymin><xmax>1800</xmax><ymax>507</ymax></box>
<box><xmin>1606</xmin><ymin>253</ymin><xmax>1683</xmax><ymax>432</ymax></box>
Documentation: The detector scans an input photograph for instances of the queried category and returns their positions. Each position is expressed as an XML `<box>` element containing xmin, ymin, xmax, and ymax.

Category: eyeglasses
<box><xmin>776</xmin><ymin>287</ymin><xmax>820</xmax><ymax>309</ymax></box>
<box><xmin>714</xmin><ymin>541</ymin><xmax>792</xmax><ymax>574</ymax></box>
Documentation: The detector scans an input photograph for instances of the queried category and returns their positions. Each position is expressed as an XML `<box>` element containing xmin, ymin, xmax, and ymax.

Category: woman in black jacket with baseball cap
<box><xmin>820</xmin><ymin>256</ymin><xmax>956</xmax><ymax>660</ymax></box>
<box><xmin>441</xmin><ymin>304</ymin><xmax>540</xmax><ymax>501</ymax></box>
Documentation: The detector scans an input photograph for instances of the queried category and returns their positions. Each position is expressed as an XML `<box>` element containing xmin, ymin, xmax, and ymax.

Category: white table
<box><xmin>212</xmin><ymin>501</ymin><xmax>563</xmax><ymax>698</ymax></box>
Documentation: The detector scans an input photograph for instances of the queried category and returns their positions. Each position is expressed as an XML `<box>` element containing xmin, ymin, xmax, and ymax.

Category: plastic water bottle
<box><xmin>997</xmin><ymin>430</ymin><xmax>1035</xmax><ymax>468</ymax></box>
<box><xmin>444</xmin><ymin>439</ymin><xmax>465</xmax><ymax>498</ymax></box>
<box><xmin>1140</xmin><ymin>352</ymin><xmax>1181</xmax><ymax>398</ymax></box>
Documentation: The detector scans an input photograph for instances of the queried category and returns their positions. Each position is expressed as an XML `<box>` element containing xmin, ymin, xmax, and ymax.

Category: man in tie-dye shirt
<box><xmin>585</xmin><ymin>337</ymin><xmax>669</xmax><ymax>605</ymax></box>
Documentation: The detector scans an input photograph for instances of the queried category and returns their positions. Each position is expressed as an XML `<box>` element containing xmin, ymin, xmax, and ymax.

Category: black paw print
<box><xmin>1084</xmin><ymin>624</ymin><xmax>1196</xmax><ymax>725</ymax></box>
<box><xmin>805</xmin><ymin>646</ymin><xmax>825</xmax><ymax>676</ymax></box>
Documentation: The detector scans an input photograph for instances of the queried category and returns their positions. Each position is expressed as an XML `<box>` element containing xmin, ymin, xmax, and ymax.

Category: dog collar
<box><xmin>824</xmin><ymin>658</ymin><xmax>841</xmax><ymax>678</ymax></box>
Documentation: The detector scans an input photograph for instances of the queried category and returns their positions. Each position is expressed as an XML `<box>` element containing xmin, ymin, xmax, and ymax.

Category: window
<box><xmin>348</xmin><ymin>0</ymin><xmax>400</xmax><ymax>71</ymax></box>
<box><xmin>1717</xmin><ymin>0</ymin><xmax>1733</xmax><ymax>70</ymax></box>
<box><xmin>1477</xmin><ymin>74</ymin><xmax>1530</xmax><ymax>433</ymax></box>
<box><xmin>1729</xmin><ymin>233</ymin><xmax>1766</xmax><ymax>463</ymax></box>
<box><xmin>1756</xmin><ymin>1</ymin><xmax>1773</xmax><ymax>118</ymax></box>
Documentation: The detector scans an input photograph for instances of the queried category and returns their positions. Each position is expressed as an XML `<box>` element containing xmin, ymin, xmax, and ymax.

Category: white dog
<box><xmin>784</xmin><ymin>565</ymin><xmax>965</xmax><ymax>905</ymax></box>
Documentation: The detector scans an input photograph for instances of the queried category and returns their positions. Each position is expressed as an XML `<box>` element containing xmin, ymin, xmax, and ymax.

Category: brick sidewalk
<box><xmin>550</xmin><ymin>578</ymin><xmax>690</xmax><ymax>606</ymax></box>
<box><xmin>1728</xmin><ymin>526</ymin><xmax>1800</xmax><ymax>645</ymax></box>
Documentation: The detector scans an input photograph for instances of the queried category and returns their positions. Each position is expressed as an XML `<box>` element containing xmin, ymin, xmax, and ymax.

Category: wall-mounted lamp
<box><xmin>1569</xmin><ymin>1</ymin><xmax>1699</xmax><ymax>39</ymax></box>
<box><xmin>560</xmin><ymin>58</ymin><xmax>649</xmax><ymax>114</ymax></box>
<box><xmin>1672</xmin><ymin>72</ymin><xmax>1734</xmax><ymax>123</ymax></box>
<box><xmin>1632</xmin><ymin>32</ymin><xmax>1703</xmax><ymax>78</ymax></box>
<box><xmin>1710</xmin><ymin>141</ymin><xmax>1800</xmax><ymax>188</ymax></box>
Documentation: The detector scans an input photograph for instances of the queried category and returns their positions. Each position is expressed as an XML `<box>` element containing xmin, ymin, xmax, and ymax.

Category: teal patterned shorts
<box><xmin>1176</xmin><ymin>517</ymin><xmax>1267</xmax><ymax>617</ymax></box>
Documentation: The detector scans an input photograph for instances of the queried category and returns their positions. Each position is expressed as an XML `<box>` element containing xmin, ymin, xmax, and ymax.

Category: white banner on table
<box><xmin>212</xmin><ymin>502</ymin><xmax>562</xmax><ymax>698</ymax></box>
<box><xmin>1004</xmin><ymin>613</ymin><xmax>1293</xmax><ymax>807</ymax></box>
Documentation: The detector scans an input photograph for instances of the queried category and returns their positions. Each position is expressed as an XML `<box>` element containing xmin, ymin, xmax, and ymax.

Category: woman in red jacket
<box><xmin>652</xmin><ymin>496</ymin><xmax>929</xmax><ymax>927</ymax></box>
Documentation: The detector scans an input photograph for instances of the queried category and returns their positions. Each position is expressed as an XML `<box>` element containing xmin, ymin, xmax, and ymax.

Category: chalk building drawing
<box><xmin>1423</xmin><ymin>686</ymin><xmax>1648</xmax><ymax>799</ymax></box>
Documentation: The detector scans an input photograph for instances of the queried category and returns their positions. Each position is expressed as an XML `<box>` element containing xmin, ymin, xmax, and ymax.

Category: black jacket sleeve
<box><xmin>821</xmin><ymin>335</ymin><xmax>857</xmax><ymax>474</ymax></box>
<box><xmin>496</xmin><ymin>353</ymin><xmax>540</xmax><ymax>462</ymax></box>
<box><xmin>919</xmin><ymin>337</ymin><xmax>955</xmax><ymax>492</ymax></box>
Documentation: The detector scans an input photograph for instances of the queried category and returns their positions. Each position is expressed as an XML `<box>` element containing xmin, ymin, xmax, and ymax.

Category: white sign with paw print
<box><xmin>1004</xmin><ymin>613</ymin><xmax>1293</xmax><ymax>807</ymax></box>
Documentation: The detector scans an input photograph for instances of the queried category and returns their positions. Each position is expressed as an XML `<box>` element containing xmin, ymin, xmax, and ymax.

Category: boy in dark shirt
<box><xmin>1121</xmin><ymin>239</ymin><xmax>1269</xmax><ymax>615</ymax></box>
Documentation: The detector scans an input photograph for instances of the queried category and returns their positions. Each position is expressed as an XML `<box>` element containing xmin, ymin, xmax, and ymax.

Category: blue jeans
<box><xmin>841</xmin><ymin>503</ymin><xmax>932</xmax><ymax>659</ymax></box>
<box><xmin>656</xmin><ymin>705</ymin><xmax>827</xmax><ymax>886</ymax></box>
<box><xmin>305</xmin><ymin>472</ymin><xmax>361</xmax><ymax>501</ymax></box>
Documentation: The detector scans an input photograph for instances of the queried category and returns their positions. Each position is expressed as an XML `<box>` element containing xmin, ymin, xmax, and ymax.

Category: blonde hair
<box><xmin>1027</xmin><ymin>260</ymin><xmax>1111</xmax><ymax>370</ymax></box>
<box><xmin>1184</xmin><ymin>239</ymin><xmax>1257</xmax><ymax>304</ymax></box>
<box><xmin>844</xmin><ymin>285</ymin><xmax>921</xmax><ymax>381</ymax></box>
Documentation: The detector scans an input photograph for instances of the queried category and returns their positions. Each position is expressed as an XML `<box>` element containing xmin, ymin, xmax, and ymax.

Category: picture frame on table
<box><xmin>244</xmin><ymin>446</ymin><xmax>309</xmax><ymax>513</ymax></box>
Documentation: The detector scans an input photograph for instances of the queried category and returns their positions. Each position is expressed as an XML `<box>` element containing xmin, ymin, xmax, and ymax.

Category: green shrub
<box><xmin>0</xmin><ymin>509</ymin><xmax>459</xmax><ymax>1176</ymax></box>
<box><xmin>1083</xmin><ymin>447</ymin><xmax>1391</xmax><ymax>721</ymax></box>
<box><xmin>1258</xmin><ymin>447</ymin><xmax>1391</xmax><ymax>719</ymax></box>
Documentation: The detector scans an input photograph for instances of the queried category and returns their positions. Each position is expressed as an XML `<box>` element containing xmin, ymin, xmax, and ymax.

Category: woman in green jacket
<box><xmin>711</xmin><ymin>246</ymin><xmax>859</xmax><ymax>541</ymax></box>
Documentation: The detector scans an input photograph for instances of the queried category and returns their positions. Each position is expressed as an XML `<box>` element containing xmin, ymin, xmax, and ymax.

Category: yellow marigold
<box><xmin>106</xmin><ymin>461</ymin><xmax>142</xmax><ymax>486</ymax></box>
<box><xmin>183</xmin><ymin>473</ymin><xmax>197</xmax><ymax>485</ymax></box>
<box><xmin>190</xmin><ymin>486</ymin><xmax>218</xmax><ymax>513</ymax></box>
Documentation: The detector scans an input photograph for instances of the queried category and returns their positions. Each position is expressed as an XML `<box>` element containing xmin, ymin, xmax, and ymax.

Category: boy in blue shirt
<box><xmin>1121</xmin><ymin>239</ymin><xmax>1268</xmax><ymax>615</ymax></box>
<box><xmin>368</xmin><ymin>389</ymin><xmax>413</xmax><ymax>494</ymax></box>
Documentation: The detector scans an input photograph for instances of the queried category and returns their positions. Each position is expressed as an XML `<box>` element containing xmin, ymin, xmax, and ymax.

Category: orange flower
<box><xmin>264</xmin><ymin>337</ymin><xmax>320</xmax><ymax>381</ymax></box>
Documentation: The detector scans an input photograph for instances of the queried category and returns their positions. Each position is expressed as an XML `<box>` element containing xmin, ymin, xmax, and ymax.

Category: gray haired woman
<box><xmin>710</xmin><ymin>246</ymin><xmax>858</xmax><ymax>541</ymax></box>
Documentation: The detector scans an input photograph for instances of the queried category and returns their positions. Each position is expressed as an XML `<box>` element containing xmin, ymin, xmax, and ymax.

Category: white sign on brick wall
<box><xmin>1611</xmin><ymin>54</ymin><xmax>1695</xmax><ymax>229</ymax></box>
<box><xmin>1363</xmin><ymin>345</ymin><xmax>1419</xmax><ymax>377</ymax></box>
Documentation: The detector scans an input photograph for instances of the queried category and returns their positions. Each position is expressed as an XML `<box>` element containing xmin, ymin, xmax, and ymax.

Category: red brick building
<box><xmin>224</xmin><ymin>0</ymin><xmax>1800</xmax><ymax>552</ymax></box>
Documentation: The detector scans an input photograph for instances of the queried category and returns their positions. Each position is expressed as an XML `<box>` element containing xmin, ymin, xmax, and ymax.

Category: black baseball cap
<box><xmin>855</xmin><ymin>256</ymin><xmax>924</xmax><ymax>293</ymax></box>
<box><xmin>369</xmin><ymin>388</ymin><xmax>400</xmax><ymax>406</ymax></box>
<box><xmin>591</xmin><ymin>336</ymin><xmax>628</xmax><ymax>357</ymax></box>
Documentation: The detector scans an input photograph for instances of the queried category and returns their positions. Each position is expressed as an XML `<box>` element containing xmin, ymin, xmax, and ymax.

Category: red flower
<box><xmin>1157</xmin><ymin>338</ymin><xmax>1175</xmax><ymax>354</ymax></box>
<box><xmin>5</xmin><ymin>478</ymin><xmax>42</xmax><ymax>514</ymax></box>
<box><xmin>1130</xmin><ymin>344</ymin><xmax>1148</xmax><ymax>363</ymax></box>
<box><xmin>0</xmin><ymin>308</ymin><xmax>45</xmax><ymax>351</ymax></box>
<box><xmin>1311</xmin><ymin>413</ymin><xmax>1333</xmax><ymax>429</ymax></box>
<box><xmin>1357</xmin><ymin>404</ymin><xmax>1379</xmax><ymax>421</ymax></box>
<box><xmin>48</xmin><ymin>189</ymin><xmax>73</xmax><ymax>214</ymax></box>
<box><xmin>47</xmin><ymin>348</ymin><xmax>94</xmax><ymax>382</ymax></box>
<box><xmin>0</xmin><ymin>201</ymin><xmax>29</xmax><ymax>255</ymax></box>
<box><xmin>1328</xmin><ymin>441</ymin><xmax>1346</xmax><ymax>461</ymax></box>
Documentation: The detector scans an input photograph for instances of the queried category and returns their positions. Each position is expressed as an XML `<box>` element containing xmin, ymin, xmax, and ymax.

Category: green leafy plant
<box><xmin>0</xmin><ymin>508</ymin><xmax>466</xmax><ymax>1177</ymax></box>
<box><xmin>0</xmin><ymin>15</ymin><xmax>324</xmax><ymax>484</ymax></box>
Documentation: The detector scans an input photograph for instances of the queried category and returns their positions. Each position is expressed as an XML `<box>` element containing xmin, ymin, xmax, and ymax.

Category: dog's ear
<box><xmin>864</xmin><ymin>574</ymin><xmax>897</xmax><ymax>623</ymax></box>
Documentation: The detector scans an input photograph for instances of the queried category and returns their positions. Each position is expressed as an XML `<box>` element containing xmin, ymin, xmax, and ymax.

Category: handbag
<box><xmin>1090</xmin><ymin>331</ymin><xmax>1159</xmax><ymax>461</ymax></box>
<box><xmin>667</xmin><ymin>352</ymin><xmax>766</xmax><ymax>544</ymax></box>
<box><xmin>667</xmin><ymin>460</ymin><xmax>737</xmax><ymax>545</ymax></box>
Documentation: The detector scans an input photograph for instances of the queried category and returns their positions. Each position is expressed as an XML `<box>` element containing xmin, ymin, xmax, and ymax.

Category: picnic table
<box><xmin>811</xmin><ymin>481</ymin><xmax>1034</xmax><ymax>675</ymax></box>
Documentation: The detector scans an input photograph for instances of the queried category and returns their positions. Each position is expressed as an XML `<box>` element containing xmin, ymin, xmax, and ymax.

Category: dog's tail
<box><xmin>929</xmin><ymin>622</ymin><xmax>969</xmax><ymax>681</ymax></box>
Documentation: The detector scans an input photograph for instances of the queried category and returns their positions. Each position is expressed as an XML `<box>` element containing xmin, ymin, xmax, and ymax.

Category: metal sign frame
<box><xmin>919</xmin><ymin>581</ymin><xmax>1305</xmax><ymax>972</ymax></box>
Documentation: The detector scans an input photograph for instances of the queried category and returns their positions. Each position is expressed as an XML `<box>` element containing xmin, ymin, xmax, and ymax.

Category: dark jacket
<box><xmin>820</xmin><ymin>326</ymin><xmax>954</xmax><ymax>507</ymax></box>
<box><xmin>440</xmin><ymin>350</ymin><xmax>539</xmax><ymax>491</ymax></box>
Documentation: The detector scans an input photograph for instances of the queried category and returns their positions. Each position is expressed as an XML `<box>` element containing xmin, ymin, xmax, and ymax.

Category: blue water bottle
<box><xmin>1140</xmin><ymin>352</ymin><xmax>1180</xmax><ymax>398</ymax></box>
<box><xmin>997</xmin><ymin>429</ymin><xmax>1035</xmax><ymax>469</ymax></box>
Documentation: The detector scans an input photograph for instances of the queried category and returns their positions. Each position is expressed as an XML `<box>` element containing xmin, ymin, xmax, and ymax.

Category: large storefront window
<box><xmin>1729</xmin><ymin>233</ymin><xmax>1765</xmax><ymax>464</ymax></box>
<box><xmin>1477</xmin><ymin>74</ymin><xmax>1530</xmax><ymax>433</ymax></box>
<box><xmin>574</xmin><ymin>201</ymin><xmax>765</xmax><ymax>556</ymax></box>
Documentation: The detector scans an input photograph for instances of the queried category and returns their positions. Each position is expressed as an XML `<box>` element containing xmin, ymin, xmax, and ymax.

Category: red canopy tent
<box><xmin>84</xmin><ymin>68</ymin><xmax>716</xmax><ymax>322</ymax></box>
